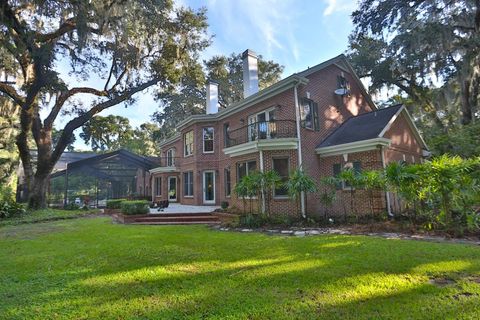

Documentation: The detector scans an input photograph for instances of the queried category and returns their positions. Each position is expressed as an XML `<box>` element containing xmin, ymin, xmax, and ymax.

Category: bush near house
<box><xmin>0</xmin><ymin>186</ymin><xmax>25</xmax><ymax>219</ymax></box>
<box><xmin>326</xmin><ymin>155</ymin><xmax>480</xmax><ymax>235</ymax></box>
<box><xmin>106</xmin><ymin>199</ymin><xmax>127</xmax><ymax>209</ymax></box>
<box><xmin>121</xmin><ymin>200</ymin><xmax>150</xmax><ymax>215</ymax></box>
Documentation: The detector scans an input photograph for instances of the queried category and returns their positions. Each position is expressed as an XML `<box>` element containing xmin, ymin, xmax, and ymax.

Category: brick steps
<box><xmin>113</xmin><ymin>213</ymin><xmax>220</xmax><ymax>225</ymax></box>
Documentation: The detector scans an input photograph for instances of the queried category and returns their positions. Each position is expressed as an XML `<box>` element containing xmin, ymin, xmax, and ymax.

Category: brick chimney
<box><xmin>206</xmin><ymin>80</ymin><xmax>219</xmax><ymax>114</ymax></box>
<box><xmin>242</xmin><ymin>49</ymin><xmax>259</xmax><ymax>98</ymax></box>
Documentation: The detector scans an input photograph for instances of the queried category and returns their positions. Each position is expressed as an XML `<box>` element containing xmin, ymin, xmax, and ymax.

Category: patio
<box><xmin>149</xmin><ymin>203</ymin><xmax>220</xmax><ymax>215</ymax></box>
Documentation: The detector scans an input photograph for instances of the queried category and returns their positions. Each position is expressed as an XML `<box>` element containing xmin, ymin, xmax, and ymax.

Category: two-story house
<box><xmin>143</xmin><ymin>50</ymin><xmax>428</xmax><ymax>217</ymax></box>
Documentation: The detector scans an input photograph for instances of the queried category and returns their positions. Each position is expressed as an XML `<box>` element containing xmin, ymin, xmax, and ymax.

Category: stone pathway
<box><xmin>211</xmin><ymin>225</ymin><xmax>480</xmax><ymax>246</ymax></box>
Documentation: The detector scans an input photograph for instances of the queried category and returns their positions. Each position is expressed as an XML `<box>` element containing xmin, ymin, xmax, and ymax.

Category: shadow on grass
<box><xmin>1</xmin><ymin>217</ymin><xmax>480</xmax><ymax>319</ymax></box>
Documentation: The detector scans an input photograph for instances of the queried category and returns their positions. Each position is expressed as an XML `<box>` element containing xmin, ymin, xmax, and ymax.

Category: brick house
<box><xmin>143</xmin><ymin>50</ymin><xmax>428</xmax><ymax>217</ymax></box>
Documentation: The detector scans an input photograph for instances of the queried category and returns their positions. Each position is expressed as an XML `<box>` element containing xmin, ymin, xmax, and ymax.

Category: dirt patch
<box><xmin>452</xmin><ymin>292</ymin><xmax>476</xmax><ymax>299</ymax></box>
<box><xmin>429</xmin><ymin>277</ymin><xmax>456</xmax><ymax>287</ymax></box>
<box><xmin>0</xmin><ymin>223</ymin><xmax>66</xmax><ymax>240</ymax></box>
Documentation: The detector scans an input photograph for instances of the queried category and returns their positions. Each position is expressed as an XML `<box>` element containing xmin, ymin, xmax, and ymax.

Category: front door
<box><xmin>203</xmin><ymin>171</ymin><xmax>215</xmax><ymax>204</ymax></box>
<box><xmin>168</xmin><ymin>176</ymin><xmax>177</xmax><ymax>202</ymax></box>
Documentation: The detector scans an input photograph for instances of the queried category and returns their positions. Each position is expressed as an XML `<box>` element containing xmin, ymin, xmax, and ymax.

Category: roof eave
<box><xmin>315</xmin><ymin>137</ymin><xmax>391</xmax><ymax>157</ymax></box>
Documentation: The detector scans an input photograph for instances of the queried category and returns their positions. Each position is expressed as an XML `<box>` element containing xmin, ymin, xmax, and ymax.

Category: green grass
<box><xmin>1</xmin><ymin>218</ymin><xmax>480</xmax><ymax>319</ymax></box>
<box><xmin>0</xmin><ymin>208</ymin><xmax>100</xmax><ymax>227</ymax></box>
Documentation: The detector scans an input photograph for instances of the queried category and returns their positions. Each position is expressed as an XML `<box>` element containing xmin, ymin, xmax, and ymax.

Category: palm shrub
<box><xmin>338</xmin><ymin>168</ymin><xmax>363</xmax><ymax>219</ymax></box>
<box><xmin>262</xmin><ymin>170</ymin><xmax>282</xmax><ymax>216</ymax></box>
<box><xmin>419</xmin><ymin>155</ymin><xmax>479</xmax><ymax>227</ymax></box>
<box><xmin>286</xmin><ymin>168</ymin><xmax>318</xmax><ymax>217</ymax></box>
<box><xmin>247</xmin><ymin>171</ymin><xmax>263</xmax><ymax>213</ymax></box>
<box><xmin>359</xmin><ymin>170</ymin><xmax>386</xmax><ymax>217</ymax></box>
<box><xmin>319</xmin><ymin>176</ymin><xmax>337</xmax><ymax>221</ymax></box>
<box><xmin>384</xmin><ymin>162</ymin><xmax>416</xmax><ymax>214</ymax></box>
<box><xmin>233</xmin><ymin>179</ymin><xmax>248</xmax><ymax>214</ymax></box>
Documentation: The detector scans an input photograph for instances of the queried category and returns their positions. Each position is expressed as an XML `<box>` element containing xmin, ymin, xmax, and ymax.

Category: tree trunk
<box><xmin>28</xmin><ymin>173</ymin><xmax>50</xmax><ymax>209</ymax></box>
<box><xmin>460</xmin><ymin>79</ymin><xmax>473</xmax><ymax>125</ymax></box>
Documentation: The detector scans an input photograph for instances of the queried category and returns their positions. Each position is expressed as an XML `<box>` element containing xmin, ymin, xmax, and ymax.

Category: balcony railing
<box><xmin>226</xmin><ymin>120</ymin><xmax>297</xmax><ymax>148</ymax></box>
<box><xmin>155</xmin><ymin>156</ymin><xmax>182</xmax><ymax>167</ymax></box>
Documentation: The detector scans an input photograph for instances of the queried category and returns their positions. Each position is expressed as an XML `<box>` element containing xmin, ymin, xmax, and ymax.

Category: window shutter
<box><xmin>313</xmin><ymin>102</ymin><xmax>319</xmax><ymax>131</ymax></box>
<box><xmin>353</xmin><ymin>161</ymin><xmax>362</xmax><ymax>174</ymax></box>
<box><xmin>333</xmin><ymin>163</ymin><xmax>342</xmax><ymax>190</ymax></box>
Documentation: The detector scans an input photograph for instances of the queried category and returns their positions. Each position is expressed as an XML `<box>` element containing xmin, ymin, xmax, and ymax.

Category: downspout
<box><xmin>380</xmin><ymin>146</ymin><xmax>392</xmax><ymax>217</ymax></box>
<box><xmin>259</xmin><ymin>150</ymin><xmax>265</xmax><ymax>214</ymax></box>
<box><xmin>294</xmin><ymin>84</ymin><xmax>306</xmax><ymax>218</ymax></box>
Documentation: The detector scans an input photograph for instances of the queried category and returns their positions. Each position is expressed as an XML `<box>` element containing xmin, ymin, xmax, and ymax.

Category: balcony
<box><xmin>149</xmin><ymin>156</ymin><xmax>181</xmax><ymax>173</ymax></box>
<box><xmin>224</xmin><ymin>120</ymin><xmax>298</xmax><ymax>157</ymax></box>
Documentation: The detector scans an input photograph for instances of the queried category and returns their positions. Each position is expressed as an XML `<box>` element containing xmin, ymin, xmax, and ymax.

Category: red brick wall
<box><xmin>316</xmin><ymin>150</ymin><xmax>387</xmax><ymax>218</ymax></box>
<box><xmin>383</xmin><ymin>112</ymin><xmax>423</xmax><ymax>164</ymax></box>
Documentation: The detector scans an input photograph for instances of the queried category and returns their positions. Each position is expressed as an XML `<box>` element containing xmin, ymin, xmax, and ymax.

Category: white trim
<box><xmin>159</xmin><ymin>133</ymin><xmax>180</xmax><ymax>148</ymax></box>
<box><xmin>316</xmin><ymin>138</ymin><xmax>391</xmax><ymax>157</ymax></box>
<box><xmin>176</xmin><ymin>75</ymin><xmax>308</xmax><ymax>130</ymax></box>
<box><xmin>378</xmin><ymin>106</ymin><xmax>428</xmax><ymax>150</ymax></box>
<box><xmin>222</xmin><ymin>138</ymin><xmax>298</xmax><ymax>157</ymax></box>
<box><xmin>380</xmin><ymin>146</ymin><xmax>392</xmax><ymax>216</ymax></box>
<box><xmin>203</xmin><ymin>170</ymin><xmax>216</xmax><ymax>204</ymax></box>
<box><xmin>378</xmin><ymin>105</ymin><xmax>404</xmax><ymax>138</ymax></box>
<box><xmin>149</xmin><ymin>166</ymin><xmax>178</xmax><ymax>174</ymax></box>
<box><xmin>294</xmin><ymin>85</ymin><xmax>305</xmax><ymax>218</ymax></box>
<box><xmin>259</xmin><ymin>150</ymin><xmax>265</xmax><ymax>214</ymax></box>
<box><xmin>166</xmin><ymin>148</ymin><xmax>175</xmax><ymax>167</ymax></box>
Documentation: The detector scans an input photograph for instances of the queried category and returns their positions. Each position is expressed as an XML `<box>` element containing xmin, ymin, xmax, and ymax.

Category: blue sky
<box><xmin>71</xmin><ymin>0</ymin><xmax>358</xmax><ymax>150</ymax></box>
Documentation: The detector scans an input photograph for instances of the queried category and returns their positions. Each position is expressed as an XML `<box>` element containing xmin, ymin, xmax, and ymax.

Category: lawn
<box><xmin>1</xmin><ymin>217</ymin><xmax>480</xmax><ymax>319</ymax></box>
<box><xmin>0</xmin><ymin>208</ymin><xmax>100</xmax><ymax>227</ymax></box>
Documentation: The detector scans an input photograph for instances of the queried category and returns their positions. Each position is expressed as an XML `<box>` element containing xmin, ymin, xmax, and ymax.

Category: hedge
<box><xmin>106</xmin><ymin>199</ymin><xmax>126</xmax><ymax>209</ymax></box>
<box><xmin>121</xmin><ymin>200</ymin><xmax>150</xmax><ymax>215</ymax></box>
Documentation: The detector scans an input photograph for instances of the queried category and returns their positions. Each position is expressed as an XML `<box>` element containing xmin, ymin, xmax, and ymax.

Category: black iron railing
<box><xmin>226</xmin><ymin>120</ymin><xmax>297</xmax><ymax>148</ymax></box>
<box><xmin>155</xmin><ymin>156</ymin><xmax>182</xmax><ymax>167</ymax></box>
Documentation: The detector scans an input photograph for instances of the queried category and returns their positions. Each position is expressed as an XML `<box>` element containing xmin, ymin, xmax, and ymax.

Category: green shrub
<box><xmin>121</xmin><ymin>200</ymin><xmax>150</xmax><ymax>215</ymax></box>
<box><xmin>106</xmin><ymin>199</ymin><xmax>126</xmax><ymax>209</ymax></box>
<box><xmin>221</xmin><ymin>201</ymin><xmax>229</xmax><ymax>210</ymax></box>
<box><xmin>64</xmin><ymin>202</ymin><xmax>80</xmax><ymax>210</ymax></box>
<box><xmin>238</xmin><ymin>214</ymin><xmax>268</xmax><ymax>229</ymax></box>
<box><xmin>0</xmin><ymin>186</ymin><xmax>25</xmax><ymax>219</ymax></box>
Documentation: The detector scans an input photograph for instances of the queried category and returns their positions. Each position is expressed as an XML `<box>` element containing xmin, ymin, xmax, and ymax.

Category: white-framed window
<box><xmin>300</xmin><ymin>98</ymin><xmax>319</xmax><ymax>130</ymax></box>
<box><xmin>155</xmin><ymin>177</ymin><xmax>162</xmax><ymax>196</ymax></box>
<box><xmin>236</xmin><ymin>160</ymin><xmax>257</xmax><ymax>182</ymax></box>
<box><xmin>273</xmin><ymin>158</ymin><xmax>289</xmax><ymax>197</ymax></box>
<box><xmin>183</xmin><ymin>171</ymin><xmax>194</xmax><ymax>197</ymax></box>
<box><xmin>184</xmin><ymin>131</ymin><xmax>194</xmax><ymax>156</ymax></box>
<box><xmin>166</xmin><ymin>148</ymin><xmax>175</xmax><ymax>166</ymax></box>
<box><xmin>247</xmin><ymin>108</ymin><xmax>276</xmax><ymax>141</ymax></box>
<box><xmin>203</xmin><ymin>127</ymin><xmax>214</xmax><ymax>153</ymax></box>
<box><xmin>333</xmin><ymin>161</ymin><xmax>361</xmax><ymax>190</ymax></box>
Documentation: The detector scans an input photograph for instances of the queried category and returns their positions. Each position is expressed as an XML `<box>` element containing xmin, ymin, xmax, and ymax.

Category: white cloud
<box><xmin>323</xmin><ymin>0</ymin><xmax>357</xmax><ymax>16</ymax></box>
<box><xmin>205</xmin><ymin>0</ymin><xmax>301</xmax><ymax>65</ymax></box>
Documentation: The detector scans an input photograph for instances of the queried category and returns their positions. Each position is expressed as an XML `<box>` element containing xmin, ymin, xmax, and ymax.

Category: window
<box><xmin>184</xmin><ymin>131</ymin><xmax>194</xmax><ymax>156</ymax></box>
<box><xmin>333</xmin><ymin>161</ymin><xmax>362</xmax><ymax>189</ymax></box>
<box><xmin>273</xmin><ymin>158</ymin><xmax>289</xmax><ymax>197</ymax></box>
<box><xmin>300</xmin><ymin>98</ymin><xmax>319</xmax><ymax>130</ymax></box>
<box><xmin>337</xmin><ymin>74</ymin><xmax>350</xmax><ymax>92</ymax></box>
<box><xmin>166</xmin><ymin>149</ymin><xmax>175</xmax><ymax>166</ymax></box>
<box><xmin>236</xmin><ymin>160</ymin><xmax>257</xmax><ymax>182</ymax></box>
<box><xmin>224</xmin><ymin>168</ymin><xmax>231</xmax><ymax>197</ymax></box>
<box><xmin>203</xmin><ymin>127</ymin><xmax>214</xmax><ymax>153</ymax></box>
<box><xmin>155</xmin><ymin>177</ymin><xmax>162</xmax><ymax>196</ymax></box>
<box><xmin>183</xmin><ymin>171</ymin><xmax>194</xmax><ymax>197</ymax></box>
<box><xmin>223</xmin><ymin>123</ymin><xmax>230</xmax><ymax>147</ymax></box>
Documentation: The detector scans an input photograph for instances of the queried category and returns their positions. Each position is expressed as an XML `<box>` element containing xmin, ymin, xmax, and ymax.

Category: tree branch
<box><xmin>51</xmin><ymin>78</ymin><xmax>159</xmax><ymax>162</ymax></box>
<box><xmin>44</xmin><ymin>87</ymin><xmax>109</xmax><ymax>128</ymax></box>
<box><xmin>0</xmin><ymin>82</ymin><xmax>24</xmax><ymax>105</ymax></box>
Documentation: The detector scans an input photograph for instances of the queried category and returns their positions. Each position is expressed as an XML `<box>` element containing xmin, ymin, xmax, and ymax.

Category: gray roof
<box><xmin>317</xmin><ymin>104</ymin><xmax>403</xmax><ymax>148</ymax></box>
